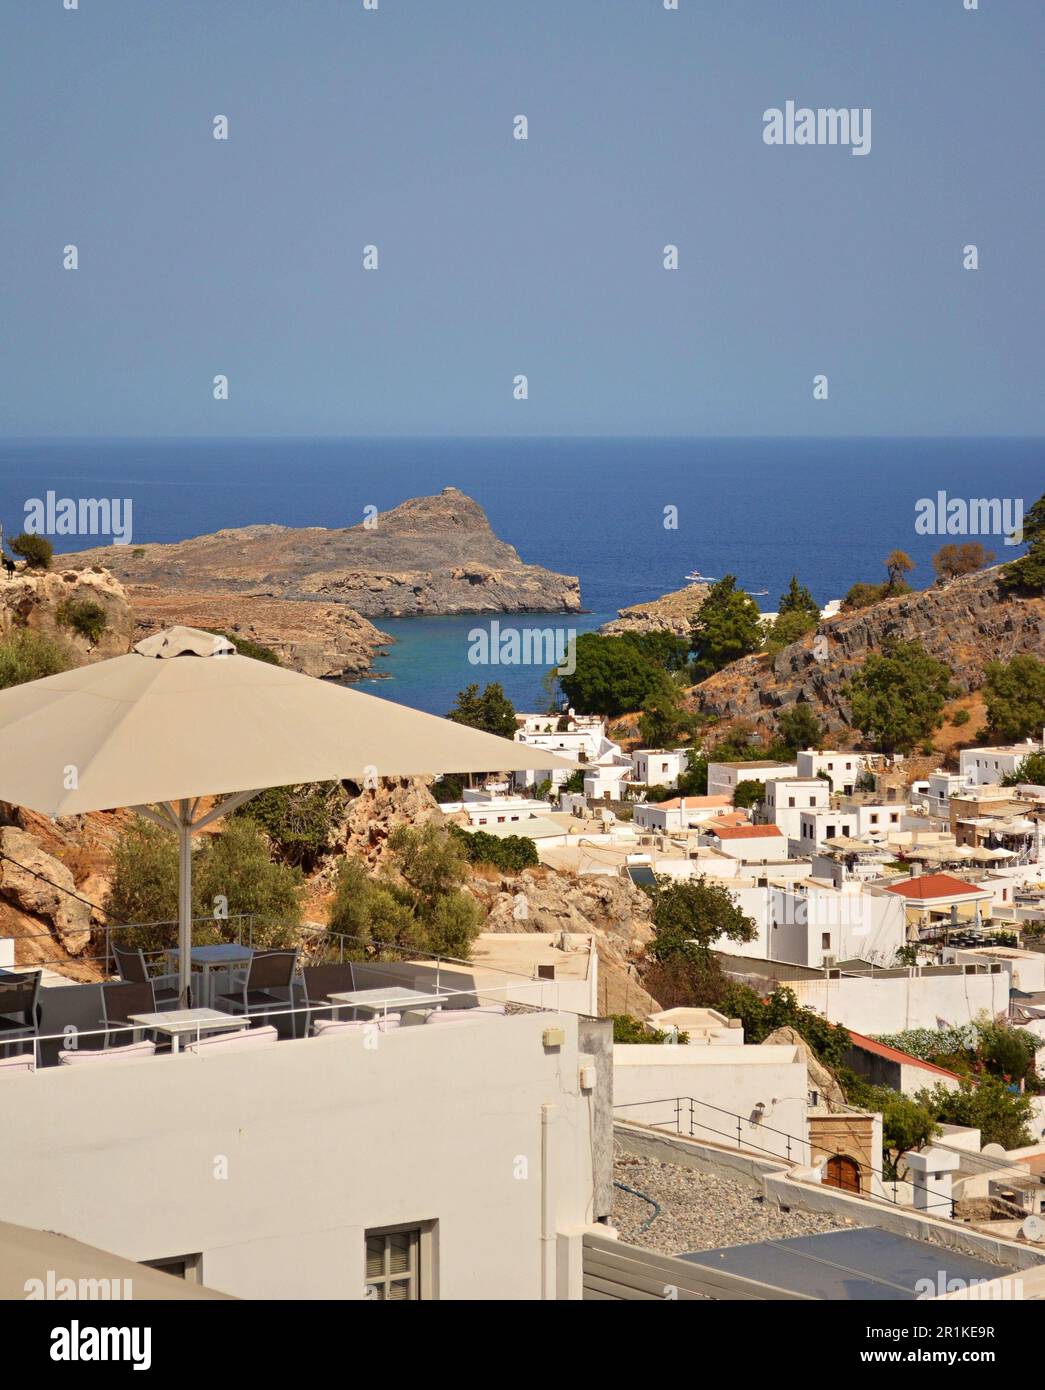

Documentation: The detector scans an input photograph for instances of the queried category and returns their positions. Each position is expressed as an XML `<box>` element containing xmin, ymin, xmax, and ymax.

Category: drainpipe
<box><xmin>540</xmin><ymin>1104</ymin><xmax>556</xmax><ymax>1299</ymax></box>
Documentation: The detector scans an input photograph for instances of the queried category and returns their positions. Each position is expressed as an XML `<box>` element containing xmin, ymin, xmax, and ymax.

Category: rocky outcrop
<box><xmin>691</xmin><ymin>567</ymin><xmax>1045</xmax><ymax>739</ymax></box>
<box><xmin>63</xmin><ymin>486</ymin><xmax>582</xmax><ymax>624</ymax></box>
<box><xmin>327</xmin><ymin>777</ymin><xmax>460</xmax><ymax>874</ymax></box>
<box><xmin>0</xmin><ymin>566</ymin><xmax>134</xmax><ymax>662</ymax></box>
<box><xmin>602</xmin><ymin>582</ymin><xmax>710</xmax><ymax>638</ymax></box>
<box><xmin>0</xmin><ymin>826</ymin><xmax>91</xmax><ymax>955</ymax></box>
<box><xmin>127</xmin><ymin>589</ymin><xmax>389</xmax><ymax>680</ymax></box>
<box><xmin>466</xmin><ymin>866</ymin><xmax>659</xmax><ymax>1016</ymax></box>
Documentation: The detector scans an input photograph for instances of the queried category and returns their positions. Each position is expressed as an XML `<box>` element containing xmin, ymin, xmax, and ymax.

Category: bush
<box><xmin>56</xmin><ymin>597</ymin><xmax>108</xmax><ymax>644</ymax></box>
<box><xmin>950</xmin><ymin>708</ymin><xmax>971</xmax><ymax>726</ymax></box>
<box><xmin>0</xmin><ymin>628</ymin><xmax>74</xmax><ymax>689</ymax></box>
<box><xmin>215</xmin><ymin>632</ymin><xmax>281</xmax><ymax>665</ymax></box>
<box><xmin>450</xmin><ymin>825</ymin><xmax>538</xmax><ymax>872</ymax></box>
<box><xmin>612</xmin><ymin>1014</ymin><xmax>688</xmax><ymax>1044</ymax></box>
<box><xmin>234</xmin><ymin>782</ymin><xmax>347</xmax><ymax>871</ymax></box>
<box><xmin>8</xmin><ymin>533</ymin><xmax>53</xmax><ymax>569</ymax></box>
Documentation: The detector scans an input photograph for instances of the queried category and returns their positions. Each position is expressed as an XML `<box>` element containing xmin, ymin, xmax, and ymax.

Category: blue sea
<box><xmin>0</xmin><ymin>437</ymin><xmax>1040</xmax><ymax>714</ymax></box>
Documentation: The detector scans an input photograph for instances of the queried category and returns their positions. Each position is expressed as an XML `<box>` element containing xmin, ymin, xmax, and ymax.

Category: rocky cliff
<box><xmin>64</xmin><ymin>486</ymin><xmax>582</xmax><ymax>628</ymax></box>
<box><xmin>0</xmin><ymin>565</ymin><xmax>135</xmax><ymax>663</ymax></box>
<box><xmin>691</xmin><ymin>566</ymin><xmax>1045</xmax><ymax>738</ymax></box>
<box><xmin>601</xmin><ymin>581</ymin><xmax>710</xmax><ymax>638</ymax></box>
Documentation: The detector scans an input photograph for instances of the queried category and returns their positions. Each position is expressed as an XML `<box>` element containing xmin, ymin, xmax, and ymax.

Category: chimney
<box><xmin>909</xmin><ymin>861</ymin><xmax>922</xmax><ymax>879</ymax></box>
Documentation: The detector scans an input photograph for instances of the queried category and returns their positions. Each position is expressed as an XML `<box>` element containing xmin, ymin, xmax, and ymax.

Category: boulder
<box><xmin>762</xmin><ymin>1024</ymin><xmax>848</xmax><ymax>1112</ymax></box>
<box><xmin>0</xmin><ymin>826</ymin><xmax>92</xmax><ymax>954</ymax></box>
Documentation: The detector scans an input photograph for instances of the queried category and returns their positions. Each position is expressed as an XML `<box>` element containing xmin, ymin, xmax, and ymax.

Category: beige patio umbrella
<box><xmin>0</xmin><ymin>627</ymin><xmax>576</xmax><ymax>1000</ymax></box>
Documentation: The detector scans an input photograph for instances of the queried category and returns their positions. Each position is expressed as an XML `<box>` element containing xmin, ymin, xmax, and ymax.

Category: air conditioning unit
<box><xmin>822</xmin><ymin>954</ymin><xmax>837</xmax><ymax>968</ymax></box>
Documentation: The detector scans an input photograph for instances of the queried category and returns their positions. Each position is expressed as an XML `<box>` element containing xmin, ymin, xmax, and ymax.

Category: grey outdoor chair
<box><xmin>112</xmin><ymin>944</ymin><xmax>180</xmax><ymax>1009</ymax></box>
<box><xmin>300</xmin><ymin>962</ymin><xmax>358</xmax><ymax>1035</ymax></box>
<box><xmin>100</xmin><ymin>980</ymin><xmax>168</xmax><ymax>1049</ymax></box>
<box><xmin>0</xmin><ymin>970</ymin><xmax>42</xmax><ymax>1058</ymax></box>
<box><xmin>215</xmin><ymin>950</ymin><xmax>299</xmax><ymax>1036</ymax></box>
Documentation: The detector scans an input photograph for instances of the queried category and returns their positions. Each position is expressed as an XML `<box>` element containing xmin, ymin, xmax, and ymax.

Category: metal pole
<box><xmin>178</xmin><ymin>802</ymin><xmax>193</xmax><ymax>1007</ymax></box>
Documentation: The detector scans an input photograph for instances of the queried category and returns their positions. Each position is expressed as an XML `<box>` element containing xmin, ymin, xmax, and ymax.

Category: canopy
<box><xmin>0</xmin><ymin>627</ymin><xmax>576</xmax><ymax>999</ymax></box>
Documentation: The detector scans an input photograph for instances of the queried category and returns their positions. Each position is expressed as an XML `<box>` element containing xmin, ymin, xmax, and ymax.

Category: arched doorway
<box><xmin>824</xmin><ymin>1154</ymin><xmax>862</xmax><ymax>1193</ymax></box>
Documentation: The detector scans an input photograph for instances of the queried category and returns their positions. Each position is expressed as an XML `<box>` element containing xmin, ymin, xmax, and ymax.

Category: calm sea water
<box><xmin>0</xmin><ymin>436</ymin><xmax>1039</xmax><ymax>713</ymax></box>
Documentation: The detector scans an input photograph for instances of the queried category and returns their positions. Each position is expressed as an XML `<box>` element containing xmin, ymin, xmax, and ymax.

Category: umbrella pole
<box><xmin>178</xmin><ymin>802</ymin><xmax>193</xmax><ymax>1008</ymax></box>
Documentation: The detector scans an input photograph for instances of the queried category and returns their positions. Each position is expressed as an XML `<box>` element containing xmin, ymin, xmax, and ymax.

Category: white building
<box><xmin>924</xmin><ymin>771</ymin><xmax>975</xmax><ymax>821</ymax></box>
<box><xmin>796</xmin><ymin>807</ymin><xmax>860</xmax><ymax>853</ymax></box>
<box><xmin>795</xmin><ymin>750</ymin><xmax>864</xmax><ymax>796</ymax></box>
<box><xmin>706</xmin><ymin>759</ymin><xmax>798</xmax><ymax>800</ymax></box>
<box><xmin>0</xmin><ymin>998</ymin><xmax>610</xmax><ymax>1300</ymax></box>
<box><xmin>960</xmin><ymin>737</ymin><xmax>1044</xmax><ymax>787</ymax></box>
<box><xmin>443</xmin><ymin>792</ymin><xmax>554</xmax><ymax>828</ymax></box>
<box><xmin>512</xmin><ymin>716</ymin><xmax>620</xmax><ymax>792</ymax></box>
<box><xmin>702</xmin><ymin>823</ymin><xmax>786</xmax><ymax>861</ymax></box>
<box><xmin>631</xmin><ymin>748</ymin><xmax>688</xmax><ymax>789</ymax></box>
<box><xmin>632</xmin><ymin>795</ymin><xmax>733</xmax><ymax>833</ymax></box>
<box><xmin>583</xmin><ymin>763</ymin><xmax>631</xmax><ymax>802</ymax></box>
<box><xmin>763</xmin><ymin>777</ymin><xmax>831</xmax><ymax>841</ymax></box>
<box><xmin>841</xmin><ymin>800</ymin><xmax>910</xmax><ymax>842</ymax></box>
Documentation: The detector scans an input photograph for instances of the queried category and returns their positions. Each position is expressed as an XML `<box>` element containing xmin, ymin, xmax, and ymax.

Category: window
<box><xmin>821</xmin><ymin>933</ymin><xmax>831</xmax><ymax>950</ymax></box>
<box><xmin>788</xmin><ymin>796</ymin><xmax>795</xmax><ymax>808</ymax></box>
<box><xmin>827</xmin><ymin>825</ymin><xmax>836</xmax><ymax>838</ymax></box>
<box><xmin>870</xmin><ymin>813</ymin><xmax>878</xmax><ymax>825</ymax></box>
<box><xmin>143</xmin><ymin>1254</ymin><xmax>202</xmax><ymax>1284</ymax></box>
<box><xmin>365</xmin><ymin>1224</ymin><xmax>432</xmax><ymax>1301</ymax></box>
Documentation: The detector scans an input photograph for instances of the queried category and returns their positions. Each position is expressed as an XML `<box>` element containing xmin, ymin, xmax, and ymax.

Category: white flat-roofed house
<box><xmin>443</xmin><ymin>792</ymin><xmax>554</xmax><ymax>828</ymax></box>
<box><xmin>763</xmin><ymin>777</ymin><xmax>831</xmax><ymax>841</ymax></box>
<box><xmin>925</xmin><ymin>771</ymin><xmax>974</xmax><ymax>822</ymax></box>
<box><xmin>706</xmin><ymin>759</ymin><xmax>798</xmax><ymax>800</ymax></box>
<box><xmin>842</xmin><ymin>800</ymin><xmax>910</xmax><ymax>843</ymax></box>
<box><xmin>583</xmin><ymin>762</ymin><xmax>631</xmax><ymax>802</ymax></box>
<box><xmin>960</xmin><ymin>737</ymin><xmax>1044</xmax><ymax>787</ymax></box>
<box><xmin>795</xmin><ymin>750</ymin><xmax>863</xmax><ymax>795</ymax></box>
<box><xmin>632</xmin><ymin>795</ymin><xmax>733</xmax><ymax>833</ymax></box>
<box><xmin>631</xmin><ymin>748</ymin><xmax>688</xmax><ymax>789</ymax></box>
<box><xmin>796</xmin><ymin>807</ymin><xmax>859</xmax><ymax>853</ymax></box>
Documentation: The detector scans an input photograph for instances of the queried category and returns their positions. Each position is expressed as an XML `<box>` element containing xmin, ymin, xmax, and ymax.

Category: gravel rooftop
<box><xmin>613</xmin><ymin>1143</ymin><xmax>857</xmax><ymax>1257</ymax></box>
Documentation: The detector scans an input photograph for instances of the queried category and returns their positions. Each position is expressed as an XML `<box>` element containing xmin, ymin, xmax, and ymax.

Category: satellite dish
<box><xmin>1021</xmin><ymin>1215</ymin><xmax>1045</xmax><ymax>1244</ymax></box>
<box><xmin>982</xmin><ymin>1143</ymin><xmax>1007</xmax><ymax>1160</ymax></box>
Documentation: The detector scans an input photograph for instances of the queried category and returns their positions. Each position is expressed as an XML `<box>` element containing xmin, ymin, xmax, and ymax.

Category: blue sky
<box><xmin>2</xmin><ymin>0</ymin><xmax>1042</xmax><ymax>437</ymax></box>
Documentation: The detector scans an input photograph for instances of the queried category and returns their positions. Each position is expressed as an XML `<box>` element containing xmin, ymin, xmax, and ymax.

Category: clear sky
<box><xmin>2</xmin><ymin>0</ymin><xmax>1043</xmax><ymax>437</ymax></box>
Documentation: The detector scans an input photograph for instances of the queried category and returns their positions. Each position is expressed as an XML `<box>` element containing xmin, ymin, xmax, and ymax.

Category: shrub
<box><xmin>8</xmin><ymin>533</ymin><xmax>53</xmax><ymax>569</ymax></box>
<box><xmin>56</xmin><ymin>597</ymin><xmax>108</xmax><ymax>644</ymax></box>
<box><xmin>612</xmin><ymin>1014</ymin><xmax>688</xmax><ymax>1044</ymax></box>
<box><xmin>234</xmin><ymin>782</ymin><xmax>347</xmax><ymax>871</ymax></box>
<box><xmin>215</xmin><ymin>631</ymin><xmax>281</xmax><ymax>665</ymax></box>
<box><xmin>451</xmin><ymin>825</ymin><xmax>538</xmax><ymax>872</ymax></box>
<box><xmin>0</xmin><ymin>628</ymin><xmax>74</xmax><ymax>689</ymax></box>
<box><xmin>950</xmin><ymin>708</ymin><xmax>971</xmax><ymax>727</ymax></box>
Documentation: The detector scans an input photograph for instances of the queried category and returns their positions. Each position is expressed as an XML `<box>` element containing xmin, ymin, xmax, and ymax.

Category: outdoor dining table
<box><xmin>166</xmin><ymin>944</ymin><xmax>255</xmax><ymax>1009</ymax></box>
<box><xmin>127</xmin><ymin>1008</ymin><xmax>249</xmax><ymax>1055</ymax></box>
<box><xmin>327</xmin><ymin>987</ymin><xmax>453</xmax><ymax>1021</ymax></box>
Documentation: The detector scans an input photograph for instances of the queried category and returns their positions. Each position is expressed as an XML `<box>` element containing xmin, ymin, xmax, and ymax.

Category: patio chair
<box><xmin>112</xmin><ymin>945</ymin><xmax>180</xmax><ymax>1009</ymax></box>
<box><xmin>300</xmin><ymin>962</ymin><xmax>358</xmax><ymax>1034</ymax></box>
<box><xmin>100</xmin><ymin>980</ymin><xmax>168</xmax><ymax>1049</ymax></box>
<box><xmin>0</xmin><ymin>971</ymin><xmax>41</xmax><ymax>1059</ymax></box>
<box><xmin>215</xmin><ymin>949</ymin><xmax>299</xmax><ymax>1036</ymax></box>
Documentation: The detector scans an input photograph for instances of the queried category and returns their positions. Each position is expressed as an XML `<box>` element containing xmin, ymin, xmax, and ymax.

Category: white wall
<box><xmin>612</xmin><ymin>1044</ymin><xmax>810</xmax><ymax>1161</ymax></box>
<box><xmin>792</xmin><ymin>970</ymin><xmax>1009</xmax><ymax>1035</ymax></box>
<box><xmin>0</xmin><ymin>1012</ymin><xmax>597</xmax><ymax>1300</ymax></box>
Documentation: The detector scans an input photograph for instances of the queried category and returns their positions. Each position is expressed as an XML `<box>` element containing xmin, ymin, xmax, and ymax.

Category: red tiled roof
<box><xmin>882</xmin><ymin>873</ymin><xmax>990</xmax><ymax>902</ymax></box>
<box><xmin>845</xmin><ymin>1030</ymin><xmax>965</xmax><ymax>1081</ymax></box>
<box><xmin>712</xmin><ymin>824</ymin><xmax>784</xmax><ymax>840</ymax></box>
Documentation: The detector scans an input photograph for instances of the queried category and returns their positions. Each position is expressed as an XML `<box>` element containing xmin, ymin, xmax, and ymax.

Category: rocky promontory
<box><xmin>601</xmin><ymin>581</ymin><xmax>710</xmax><ymax>638</ymax></box>
<box><xmin>65</xmin><ymin>486</ymin><xmax>581</xmax><ymax>622</ymax></box>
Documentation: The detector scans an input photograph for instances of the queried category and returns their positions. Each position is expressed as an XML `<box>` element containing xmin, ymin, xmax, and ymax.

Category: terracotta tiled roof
<box><xmin>712</xmin><ymin>824</ymin><xmax>784</xmax><ymax>840</ymax></box>
<box><xmin>845</xmin><ymin>1030</ymin><xmax>965</xmax><ymax>1082</ymax></box>
<box><xmin>654</xmin><ymin>795</ymin><xmax>731</xmax><ymax>811</ymax></box>
<box><xmin>882</xmin><ymin>873</ymin><xmax>989</xmax><ymax>901</ymax></box>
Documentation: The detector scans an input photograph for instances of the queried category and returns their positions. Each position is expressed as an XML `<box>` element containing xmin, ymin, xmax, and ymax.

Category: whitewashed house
<box><xmin>763</xmin><ymin>777</ymin><xmax>831</xmax><ymax>841</ymax></box>
<box><xmin>631</xmin><ymin>748</ymin><xmax>688</xmax><ymax>789</ymax></box>
<box><xmin>796</xmin><ymin>807</ymin><xmax>859</xmax><ymax>852</ymax></box>
<box><xmin>706</xmin><ymin>759</ymin><xmax>798</xmax><ymax>801</ymax></box>
<box><xmin>632</xmin><ymin>795</ymin><xmax>733</xmax><ymax>833</ymax></box>
<box><xmin>795</xmin><ymin>750</ymin><xmax>864</xmax><ymax>795</ymax></box>
<box><xmin>960</xmin><ymin>737</ymin><xmax>1044</xmax><ymax>787</ymax></box>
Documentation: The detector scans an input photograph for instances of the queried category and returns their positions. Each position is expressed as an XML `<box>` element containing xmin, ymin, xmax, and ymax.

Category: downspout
<box><xmin>540</xmin><ymin>1103</ymin><xmax>556</xmax><ymax>1298</ymax></box>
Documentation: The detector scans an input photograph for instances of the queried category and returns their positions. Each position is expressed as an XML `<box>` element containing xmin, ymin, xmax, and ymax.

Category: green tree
<box><xmin>647</xmin><ymin>876</ymin><xmax>757</xmax><ymax>965</ymax></box>
<box><xmin>675</xmin><ymin>748</ymin><xmax>709</xmax><ymax>796</ymax></box>
<box><xmin>558</xmin><ymin>633</ymin><xmax>671</xmax><ymax>717</ymax></box>
<box><xmin>622</xmin><ymin>629</ymin><xmax>693</xmax><ymax>673</ymax></box>
<box><xmin>778</xmin><ymin>576</ymin><xmax>820</xmax><ymax>620</ymax></box>
<box><xmin>763</xmin><ymin>607</ymin><xmax>818</xmax><ymax>655</ymax></box>
<box><xmin>1001</xmin><ymin>490</ymin><xmax>1045</xmax><ymax>593</ymax></box>
<box><xmin>451</xmin><ymin>825</ymin><xmax>539</xmax><ymax>871</ymax></box>
<box><xmin>8</xmin><ymin>533</ymin><xmax>53</xmax><ymax>569</ymax></box>
<box><xmin>732</xmin><ymin>779</ymin><xmax>763</xmax><ymax>810</ymax></box>
<box><xmin>845</xmin><ymin>640</ymin><xmax>955</xmax><ymax>753</ymax></box>
<box><xmin>690</xmin><ymin>576</ymin><xmax>763</xmax><ymax>680</ymax></box>
<box><xmin>982</xmin><ymin>655</ymin><xmax>1045</xmax><ymax>742</ymax></box>
<box><xmin>918</xmin><ymin>1078</ymin><xmax>1034</xmax><ymax>1151</ymax></box>
<box><xmin>775</xmin><ymin>703</ymin><xmax>824</xmax><ymax>755</ymax></box>
<box><xmin>447</xmin><ymin>682</ymin><xmax>517</xmax><ymax>738</ymax></box>
<box><xmin>1004</xmin><ymin>751</ymin><xmax>1045</xmax><ymax>787</ymax></box>
<box><xmin>611</xmin><ymin>1015</ymin><xmax>687</xmax><ymax>1044</ymax></box>
<box><xmin>638</xmin><ymin>681</ymin><xmax>692</xmax><ymax>746</ymax></box>
<box><xmin>0</xmin><ymin>629</ymin><xmax>74</xmax><ymax>689</ymax></box>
